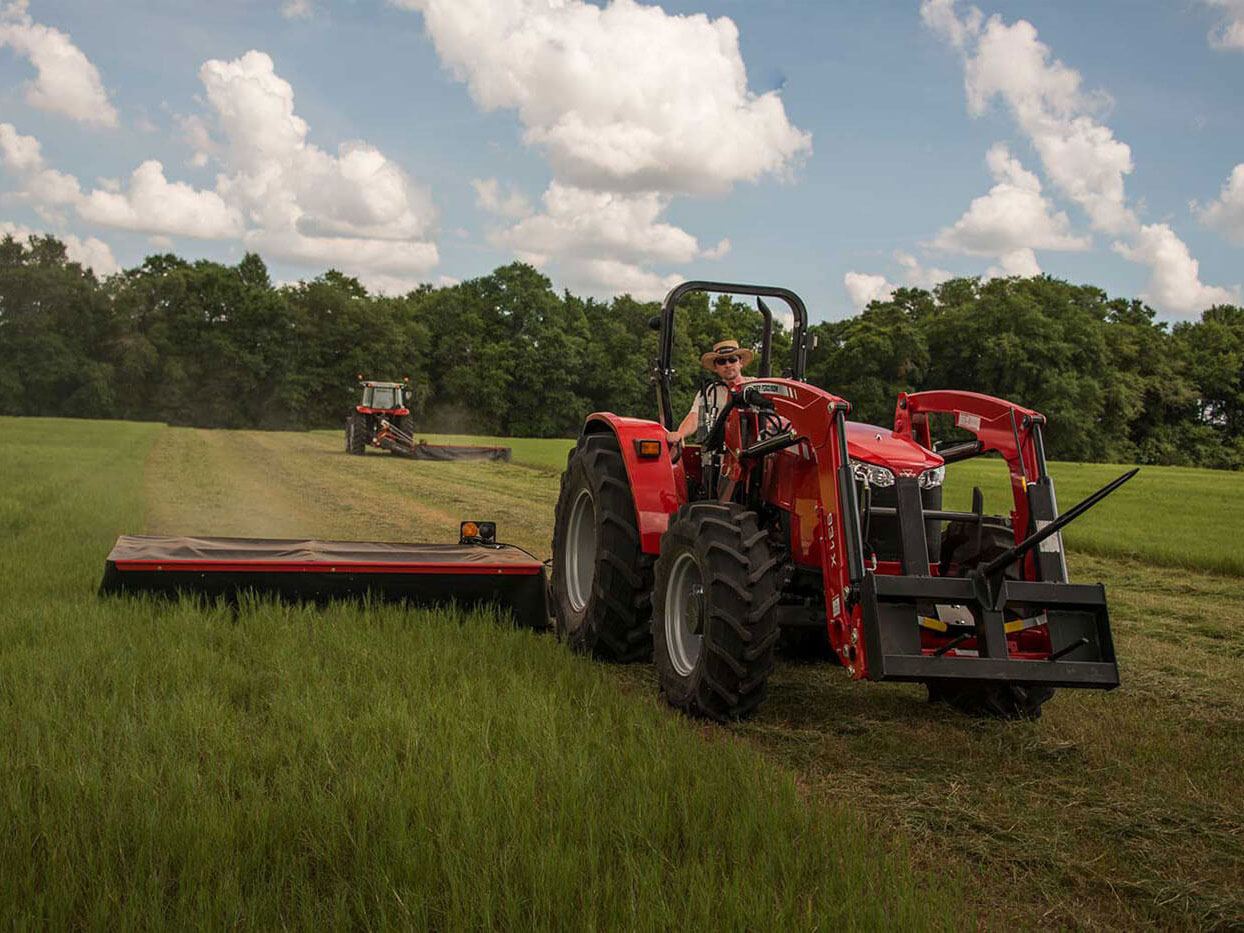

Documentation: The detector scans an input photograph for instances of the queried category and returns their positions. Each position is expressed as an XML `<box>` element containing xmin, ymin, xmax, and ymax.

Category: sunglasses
<box><xmin>714</xmin><ymin>356</ymin><xmax>740</xmax><ymax>366</ymax></box>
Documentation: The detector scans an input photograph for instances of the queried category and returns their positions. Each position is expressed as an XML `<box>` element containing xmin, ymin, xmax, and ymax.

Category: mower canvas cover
<box><xmin>100</xmin><ymin>535</ymin><xmax>549</xmax><ymax>628</ymax></box>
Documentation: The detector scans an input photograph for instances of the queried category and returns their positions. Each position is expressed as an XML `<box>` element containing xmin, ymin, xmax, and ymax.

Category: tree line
<box><xmin>1</xmin><ymin>233</ymin><xmax>1241</xmax><ymax>468</ymax></box>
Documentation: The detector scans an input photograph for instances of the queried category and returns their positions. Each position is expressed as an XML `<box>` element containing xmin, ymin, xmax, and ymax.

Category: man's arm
<box><xmin>667</xmin><ymin>406</ymin><xmax>698</xmax><ymax>445</ymax></box>
<box><xmin>667</xmin><ymin>392</ymin><xmax>706</xmax><ymax>444</ymax></box>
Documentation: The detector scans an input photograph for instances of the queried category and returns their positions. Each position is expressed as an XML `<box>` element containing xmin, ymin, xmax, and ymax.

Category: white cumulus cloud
<box><xmin>393</xmin><ymin>0</ymin><xmax>808</xmax><ymax>295</ymax></box>
<box><xmin>491</xmin><ymin>183</ymin><xmax>705</xmax><ymax>267</ymax></box>
<box><xmin>1113</xmin><ymin>224</ymin><xmax>1238</xmax><ymax>313</ymax></box>
<box><xmin>561</xmin><ymin>257</ymin><xmax>683</xmax><ymax>302</ymax></box>
<box><xmin>1194</xmin><ymin>164</ymin><xmax>1244</xmax><ymax>244</ymax></box>
<box><xmin>924</xmin><ymin>0</ymin><xmax>1236</xmax><ymax>315</ymax></box>
<box><xmin>933</xmin><ymin>143</ymin><xmax>1091</xmax><ymax>266</ymax></box>
<box><xmin>78</xmin><ymin>160</ymin><xmax>243</xmax><ymax>238</ymax></box>
<box><xmin>844</xmin><ymin>251</ymin><xmax>952</xmax><ymax>310</ymax></box>
<box><xmin>395</xmin><ymin>0</ymin><xmax>810</xmax><ymax>196</ymax></box>
<box><xmin>0</xmin><ymin>0</ymin><xmax>118</xmax><ymax>127</ymax></box>
<box><xmin>0</xmin><ymin>52</ymin><xmax>441</xmax><ymax>293</ymax></box>
<box><xmin>895</xmin><ymin>251</ymin><xmax>952</xmax><ymax>289</ymax></box>
<box><xmin>920</xmin><ymin>0</ymin><xmax>981</xmax><ymax>50</ymax></box>
<box><xmin>0</xmin><ymin>120</ymin><xmax>81</xmax><ymax>207</ymax></box>
<box><xmin>843</xmin><ymin>271</ymin><xmax>896</xmax><ymax>310</ymax></box>
<box><xmin>1205</xmin><ymin>0</ymin><xmax>1244</xmax><ymax>50</ymax></box>
<box><xmin>198</xmin><ymin>50</ymin><xmax>438</xmax><ymax>285</ymax></box>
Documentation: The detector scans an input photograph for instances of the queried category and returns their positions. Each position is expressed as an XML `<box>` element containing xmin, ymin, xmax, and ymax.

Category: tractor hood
<box><xmin>843</xmin><ymin>421</ymin><xmax>942</xmax><ymax>477</ymax></box>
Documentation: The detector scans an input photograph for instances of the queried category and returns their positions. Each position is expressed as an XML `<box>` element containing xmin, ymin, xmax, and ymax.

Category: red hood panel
<box><xmin>844</xmin><ymin>421</ymin><xmax>942</xmax><ymax>477</ymax></box>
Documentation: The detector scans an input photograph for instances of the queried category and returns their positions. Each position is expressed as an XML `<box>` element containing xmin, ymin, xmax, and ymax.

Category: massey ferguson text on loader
<box><xmin>550</xmin><ymin>281</ymin><xmax>1131</xmax><ymax>720</ymax></box>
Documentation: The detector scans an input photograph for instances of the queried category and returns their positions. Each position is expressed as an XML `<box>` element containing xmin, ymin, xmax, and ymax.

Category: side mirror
<box><xmin>647</xmin><ymin>314</ymin><xmax>662</xmax><ymax>332</ymax></box>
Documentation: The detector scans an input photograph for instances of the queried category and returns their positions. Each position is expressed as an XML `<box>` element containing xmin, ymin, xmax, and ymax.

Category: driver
<box><xmin>666</xmin><ymin>339</ymin><xmax>754</xmax><ymax>446</ymax></box>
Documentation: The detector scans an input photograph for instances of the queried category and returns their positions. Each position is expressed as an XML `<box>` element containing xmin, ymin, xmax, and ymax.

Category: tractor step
<box><xmin>100</xmin><ymin>534</ymin><xmax>548</xmax><ymax>628</ymax></box>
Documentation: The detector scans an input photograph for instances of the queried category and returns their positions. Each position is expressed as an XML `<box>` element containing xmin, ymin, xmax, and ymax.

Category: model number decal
<box><xmin>956</xmin><ymin>411</ymin><xmax>982</xmax><ymax>432</ymax></box>
<box><xmin>748</xmin><ymin>382</ymin><xmax>793</xmax><ymax>398</ymax></box>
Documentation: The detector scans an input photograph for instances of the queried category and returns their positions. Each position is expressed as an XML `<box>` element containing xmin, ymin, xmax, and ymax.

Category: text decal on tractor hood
<box><xmin>747</xmin><ymin>382</ymin><xmax>794</xmax><ymax>398</ymax></box>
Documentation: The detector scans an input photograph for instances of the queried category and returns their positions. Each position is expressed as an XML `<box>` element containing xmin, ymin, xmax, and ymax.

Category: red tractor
<box><xmin>550</xmin><ymin>281</ymin><xmax>1127</xmax><ymax>720</ymax></box>
<box><xmin>346</xmin><ymin>378</ymin><xmax>414</xmax><ymax>455</ymax></box>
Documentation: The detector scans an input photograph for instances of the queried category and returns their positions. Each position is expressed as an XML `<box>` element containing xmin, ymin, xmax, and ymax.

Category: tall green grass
<box><xmin>943</xmin><ymin>457</ymin><xmax>1244</xmax><ymax>575</ymax></box>
<box><xmin>0</xmin><ymin>418</ymin><xmax>954</xmax><ymax>929</ymax></box>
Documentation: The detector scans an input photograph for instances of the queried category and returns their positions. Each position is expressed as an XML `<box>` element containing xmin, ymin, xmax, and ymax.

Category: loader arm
<box><xmin>894</xmin><ymin>389</ymin><xmax>1065</xmax><ymax>583</ymax></box>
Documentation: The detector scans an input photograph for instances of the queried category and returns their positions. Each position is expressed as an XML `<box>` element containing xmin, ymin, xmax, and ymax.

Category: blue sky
<box><xmin>0</xmin><ymin>0</ymin><xmax>1241</xmax><ymax>322</ymax></box>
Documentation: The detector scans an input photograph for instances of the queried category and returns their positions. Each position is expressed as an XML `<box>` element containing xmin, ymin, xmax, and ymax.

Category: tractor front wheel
<box><xmin>653</xmin><ymin>503</ymin><xmax>782</xmax><ymax>721</ymax></box>
<box><xmin>550</xmin><ymin>433</ymin><xmax>653</xmax><ymax>662</ymax></box>
<box><xmin>928</xmin><ymin>522</ymin><xmax>1055</xmax><ymax>719</ymax></box>
<box><xmin>927</xmin><ymin>681</ymin><xmax>1055</xmax><ymax>720</ymax></box>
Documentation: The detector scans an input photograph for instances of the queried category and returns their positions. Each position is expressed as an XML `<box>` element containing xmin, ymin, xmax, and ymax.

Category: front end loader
<box><xmin>550</xmin><ymin>281</ymin><xmax>1127</xmax><ymax>720</ymax></box>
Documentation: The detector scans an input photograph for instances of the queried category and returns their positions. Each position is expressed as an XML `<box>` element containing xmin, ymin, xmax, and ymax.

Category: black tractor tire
<box><xmin>346</xmin><ymin>415</ymin><xmax>367</xmax><ymax>455</ymax></box>
<box><xmin>394</xmin><ymin>414</ymin><xmax>414</xmax><ymax>434</ymax></box>
<box><xmin>927</xmin><ymin>681</ymin><xmax>1055</xmax><ymax>720</ymax></box>
<box><xmin>550</xmin><ymin>433</ymin><xmax>654</xmax><ymax>662</ymax></box>
<box><xmin>652</xmin><ymin>502</ymin><xmax>783</xmax><ymax>721</ymax></box>
<box><xmin>777</xmin><ymin>624</ymin><xmax>834</xmax><ymax>662</ymax></box>
<box><xmin>940</xmin><ymin>519</ymin><xmax>1019</xmax><ymax>580</ymax></box>
<box><xmin>929</xmin><ymin>519</ymin><xmax>1054</xmax><ymax>719</ymax></box>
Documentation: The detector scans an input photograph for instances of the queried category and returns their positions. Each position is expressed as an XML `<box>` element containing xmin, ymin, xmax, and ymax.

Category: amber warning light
<box><xmin>459</xmin><ymin>521</ymin><xmax>497</xmax><ymax>544</ymax></box>
<box><xmin>634</xmin><ymin>439</ymin><xmax>662</xmax><ymax>459</ymax></box>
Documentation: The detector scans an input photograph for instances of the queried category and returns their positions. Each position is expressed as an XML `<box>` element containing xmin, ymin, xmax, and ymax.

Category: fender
<box><xmin>583</xmin><ymin>413</ymin><xmax>687</xmax><ymax>555</ymax></box>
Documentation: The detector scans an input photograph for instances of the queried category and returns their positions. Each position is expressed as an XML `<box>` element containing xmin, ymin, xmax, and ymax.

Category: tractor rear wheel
<box><xmin>652</xmin><ymin>503</ymin><xmax>782</xmax><ymax>721</ymax></box>
<box><xmin>346</xmin><ymin>415</ymin><xmax>367</xmax><ymax>455</ymax></box>
<box><xmin>928</xmin><ymin>521</ymin><xmax>1055</xmax><ymax>719</ymax></box>
<box><xmin>550</xmin><ymin>433</ymin><xmax>653</xmax><ymax>662</ymax></box>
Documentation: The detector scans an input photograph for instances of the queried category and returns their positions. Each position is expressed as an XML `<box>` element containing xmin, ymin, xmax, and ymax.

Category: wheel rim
<box><xmin>664</xmin><ymin>552</ymin><xmax>705</xmax><ymax>676</ymax></box>
<box><xmin>565</xmin><ymin>488</ymin><xmax>597</xmax><ymax>613</ymax></box>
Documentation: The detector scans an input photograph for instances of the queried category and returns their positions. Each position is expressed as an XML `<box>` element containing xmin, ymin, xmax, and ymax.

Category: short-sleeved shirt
<box><xmin>687</xmin><ymin>381</ymin><xmax>747</xmax><ymax>443</ymax></box>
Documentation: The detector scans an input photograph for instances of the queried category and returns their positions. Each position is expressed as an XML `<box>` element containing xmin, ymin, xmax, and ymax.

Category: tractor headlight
<box><xmin>919</xmin><ymin>466</ymin><xmax>945</xmax><ymax>489</ymax></box>
<box><xmin>851</xmin><ymin>459</ymin><xmax>895</xmax><ymax>487</ymax></box>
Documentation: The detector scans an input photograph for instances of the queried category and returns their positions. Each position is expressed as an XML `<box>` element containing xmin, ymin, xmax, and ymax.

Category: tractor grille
<box><xmin>859</xmin><ymin>481</ymin><xmax>943</xmax><ymax>564</ymax></box>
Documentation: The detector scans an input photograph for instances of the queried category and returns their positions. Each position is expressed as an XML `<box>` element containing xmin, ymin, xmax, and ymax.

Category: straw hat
<box><xmin>700</xmin><ymin>339</ymin><xmax>756</xmax><ymax>372</ymax></box>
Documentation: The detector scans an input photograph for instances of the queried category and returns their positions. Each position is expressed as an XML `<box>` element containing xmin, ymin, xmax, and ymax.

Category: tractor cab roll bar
<box><xmin>653</xmin><ymin>281</ymin><xmax>811</xmax><ymax>430</ymax></box>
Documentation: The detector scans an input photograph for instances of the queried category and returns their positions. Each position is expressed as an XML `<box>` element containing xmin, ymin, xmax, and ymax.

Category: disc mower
<box><xmin>550</xmin><ymin>281</ymin><xmax>1130</xmax><ymax>720</ymax></box>
<box><xmin>101</xmin><ymin>522</ymin><xmax>549</xmax><ymax>628</ymax></box>
<box><xmin>346</xmin><ymin>377</ymin><xmax>510</xmax><ymax>462</ymax></box>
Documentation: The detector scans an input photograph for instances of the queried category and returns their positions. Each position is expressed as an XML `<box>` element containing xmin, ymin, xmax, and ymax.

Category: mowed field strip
<box><xmin>154</xmin><ymin>426</ymin><xmax>1244</xmax><ymax>928</ymax></box>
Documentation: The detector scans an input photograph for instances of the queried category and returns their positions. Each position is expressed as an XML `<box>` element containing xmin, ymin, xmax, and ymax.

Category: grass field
<box><xmin>3</xmin><ymin>417</ymin><xmax>1241</xmax><ymax>929</ymax></box>
<box><xmin>0</xmin><ymin>418</ymin><xmax>952</xmax><ymax>929</ymax></box>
